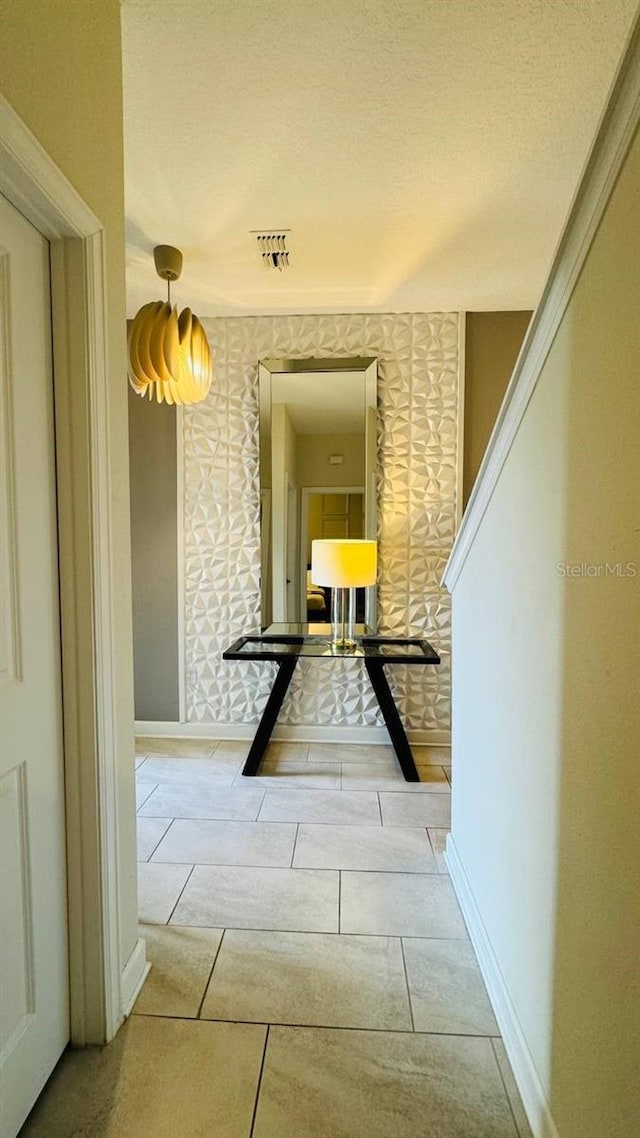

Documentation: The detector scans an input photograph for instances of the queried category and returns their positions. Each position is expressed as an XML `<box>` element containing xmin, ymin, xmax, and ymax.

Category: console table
<box><xmin>223</xmin><ymin>624</ymin><xmax>440</xmax><ymax>782</ymax></box>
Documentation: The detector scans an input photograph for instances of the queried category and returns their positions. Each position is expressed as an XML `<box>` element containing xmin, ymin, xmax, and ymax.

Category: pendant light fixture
<box><xmin>127</xmin><ymin>244</ymin><xmax>213</xmax><ymax>405</ymax></box>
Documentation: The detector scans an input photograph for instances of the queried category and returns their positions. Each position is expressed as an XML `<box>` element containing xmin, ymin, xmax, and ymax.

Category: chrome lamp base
<box><xmin>331</xmin><ymin>587</ymin><xmax>357</xmax><ymax>650</ymax></box>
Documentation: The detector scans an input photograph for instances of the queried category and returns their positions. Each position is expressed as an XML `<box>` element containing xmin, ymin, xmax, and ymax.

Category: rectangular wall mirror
<box><xmin>259</xmin><ymin>357</ymin><xmax>377</xmax><ymax>631</ymax></box>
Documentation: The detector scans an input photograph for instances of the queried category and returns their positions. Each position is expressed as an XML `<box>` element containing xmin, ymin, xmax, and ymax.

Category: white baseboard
<box><xmin>120</xmin><ymin>937</ymin><xmax>150</xmax><ymax>1020</ymax></box>
<box><xmin>134</xmin><ymin>720</ymin><xmax>451</xmax><ymax>747</ymax></box>
<box><xmin>445</xmin><ymin>835</ymin><xmax>559</xmax><ymax>1138</ymax></box>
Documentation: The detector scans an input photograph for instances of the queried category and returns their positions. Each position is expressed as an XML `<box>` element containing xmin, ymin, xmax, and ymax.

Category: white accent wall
<box><xmin>182</xmin><ymin>312</ymin><xmax>460</xmax><ymax>735</ymax></box>
<box><xmin>446</xmin><ymin>104</ymin><xmax>640</xmax><ymax>1138</ymax></box>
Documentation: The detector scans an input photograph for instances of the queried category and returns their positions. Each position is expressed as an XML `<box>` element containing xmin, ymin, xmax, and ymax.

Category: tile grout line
<box><xmin>140</xmin><ymin>811</ymin><xmax>447</xmax><ymax>827</ymax></box>
<box><xmin>145</xmin><ymin>817</ymin><xmax>177</xmax><ymax>862</ymax></box>
<box><xmin>424</xmin><ymin>826</ymin><xmax>438</xmax><ymax>869</ymax></box>
<box><xmin>140</xmin><ymin>781</ymin><xmax>448</xmax><ymax>796</ymax></box>
<box><xmin>140</xmin><ymin>816</ymin><xmax>442</xmax><ymax>827</ymax></box>
<box><xmin>378</xmin><ymin>789</ymin><xmax>452</xmax><ymax>797</ymax></box>
<box><xmin>133</xmin><ymin>1011</ymin><xmax>499</xmax><ymax>1040</ymax></box>
<box><xmin>196</xmin><ymin>929</ymin><xmax>226</xmax><ymax>1019</ymax></box>
<box><xmin>338</xmin><ymin>871</ymin><xmax>342</xmax><ymax>933</ymax></box>
<box><xmin>149</xmin><ymin>923</ymin><xmax>469</xmax><ymax>943</ymax></box>
<box><xmin>162</xmin><ymin>924</ymin><xmax>467</xmax><ymax>940</ymax></box>
<box><xmin>490</xmin><ymin>1038</ymin><xmax>528</xmax><ymax>1138</ymax></box>
<box><xmin>399</xmin><ymin>937</ymin><xmax>416</xmax><ymax>1032</ymax></box>
<box><xmin>149</xmin><ymin>817</ymin><xmax>302</xmax><ymax>828</ymax></box>
<box><xmin>164</xmin><ymin>863</ymin><xmax>196</xmax><ymax>925</ymax></box>
<box><xmin>142</xmin><ymin>861</ymin><xmax>448</xmax><ymax>875</ymax></box>
<box><xmin>248</xmin><ymin>1024</ymin><xmax>270</xmax><ymax>1138</ymax></box>
<box><xmin>136</xmin><ymin>782</ymin><xmax>159</xmax><ymax>812</ymax></box>
<box><xmin>254</xmin><ymin>788</ymin><xmax>267</xmax><ymax>822</ymax></box>
<box><xmin>290</xmin><ymin>823</ymin><xmax>300</xmax><ymax>868</ymax></box>
<box><xmin>150</xmin><ymin>786</ymin><xmax>416</xmax><ymax>798</ymax></box>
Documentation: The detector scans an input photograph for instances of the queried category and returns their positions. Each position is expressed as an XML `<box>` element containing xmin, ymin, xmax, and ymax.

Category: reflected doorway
<box><xmin>301</xmin><ymin>487</ymin><xmax>365</xmax><ymax>623</ymax></box>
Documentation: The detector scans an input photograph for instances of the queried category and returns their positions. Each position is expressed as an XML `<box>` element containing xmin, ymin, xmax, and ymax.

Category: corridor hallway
<box><xmin>20</xmin><ymin>739</ymin><xmax>531</xmax><ymax>1137</ymax></box>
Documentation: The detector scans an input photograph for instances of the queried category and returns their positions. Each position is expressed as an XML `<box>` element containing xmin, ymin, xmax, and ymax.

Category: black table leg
<box><xmin>364</xmin><ymin>659</ymin><xmax>420</xmax><ymax>782</ymax></box>
<box><xmin>242</xmin><ymin>656</ymin><xmax>298</xmax><ymax>776</ymax></box>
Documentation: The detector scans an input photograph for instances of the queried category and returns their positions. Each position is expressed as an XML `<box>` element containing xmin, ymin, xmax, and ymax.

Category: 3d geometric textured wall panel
<box><xmin>183</xmin><ymin>312</ymin><xmax>459</xmax><ymax>731</ymax></box>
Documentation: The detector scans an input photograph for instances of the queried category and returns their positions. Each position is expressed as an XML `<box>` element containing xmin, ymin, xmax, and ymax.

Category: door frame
<box><xmin>300</xmin><ymin>484</ymin><xmax>366</xmax><ymax>622</ymax></box>
<box><xmin>0</xmin><ymin>97</ymin><xmax>128</xmax><ymax>1044</ymax></box>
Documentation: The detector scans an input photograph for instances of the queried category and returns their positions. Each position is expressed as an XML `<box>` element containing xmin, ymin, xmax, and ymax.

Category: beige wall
<box><xmin>0</xmin><ymin>2</ymin><xmax>138</xmax><ymax>979</ymax></box>
<box><xmin>297</xmin><ymin>433</ymin><xmax>365</xmax><ymax>488</ymax></box>
<box><xmin>464</xmin><ymin>311</ymin><xmax>531</xmax><ymax>505</ymax></box>
<box><xmin>450</xmin><ymin>125</ymin><xmax>640</xmax><ymax>1136</ymax></box>
<box><xmin>128</xmin><ymin>391</ymin><xmax>179</xmax><ymax>721</ymax></box>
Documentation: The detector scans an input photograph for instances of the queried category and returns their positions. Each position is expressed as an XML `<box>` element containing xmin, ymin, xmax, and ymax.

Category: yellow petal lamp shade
<box><xmin>127</xmin><ymin>245</ymin><xmax>213</xmax><ymax>406</ymax></box>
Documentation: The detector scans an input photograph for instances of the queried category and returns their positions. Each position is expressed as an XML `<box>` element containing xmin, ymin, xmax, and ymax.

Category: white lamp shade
<box><xmin>311</xmin><ymin>540</ymin><xmax>377</xmax><ymax>588</ymax></box>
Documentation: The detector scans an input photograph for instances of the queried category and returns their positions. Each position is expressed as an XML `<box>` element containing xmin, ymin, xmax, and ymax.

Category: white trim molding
<box><xmin>135</xmin><ymin>720</ymin><xmax>451</xmax><ymax>747</ymax></box>
<box><xmin>444</xmin><ymin>20</ymin><xmax>640</xmax><ymax>592</ymax></box>
<box><xmin>446</xmin><ymin>836</ymin><xmax>559</xmax><ymax>1138</ymax></box>
<box><xmin>0</xmin><ymin>95</ymin><xmax>144</xmax><ymax>1044</ymax></box>
<box><xmin>455</xmin><ymin>311</ymin><xmax>466</xmax><ymax>530</ymax></box>
<box><xmin>0</xmin><ymin>99</ymin><xmax>100</xmax><ymax>240</ymax></box>
<box><xmin>120</xmin><ymin>938</ymin><xmax>150</xmax><ymax>1019</ymax></box>
<box><xmin>0</xmin><ymin>251</ymin><xmax>21</xmax><ymax>687</ymax></box>
<box><xmin>50</xmin><ymin>234</ymin><xmax>123</xmax><ymax>1044</ymax></box>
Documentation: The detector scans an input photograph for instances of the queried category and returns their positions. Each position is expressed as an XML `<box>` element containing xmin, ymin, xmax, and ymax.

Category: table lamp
<box><xmin>311</xmin><ymin>539</ymin><xmax>377</xmax><ymax>649</ymax></box>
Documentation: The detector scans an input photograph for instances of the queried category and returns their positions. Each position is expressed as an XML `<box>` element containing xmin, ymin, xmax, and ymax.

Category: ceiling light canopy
<box><xmin>127</xmin><ymin>244</ymin><xmax>213</xmax><ymax>405</ymax></box>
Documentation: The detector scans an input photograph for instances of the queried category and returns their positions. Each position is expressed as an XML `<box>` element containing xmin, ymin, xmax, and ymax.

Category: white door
<box><xmin>0</xmin><ymin>196</ymin><xmax>68</xmax><ymax>1136</ymax></box>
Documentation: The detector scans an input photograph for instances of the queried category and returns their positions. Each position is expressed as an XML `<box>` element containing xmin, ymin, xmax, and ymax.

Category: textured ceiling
<box><xmin>122</xmin><ymin>0</ymin><xmax>636</xmax><ymax>317</ymax></box>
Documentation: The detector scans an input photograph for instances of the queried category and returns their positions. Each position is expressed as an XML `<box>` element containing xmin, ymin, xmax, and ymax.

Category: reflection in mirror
<box><xmin>259</xmin><ymin>358</ymin><xmax>377</xmax><ymax>631</ymax></box>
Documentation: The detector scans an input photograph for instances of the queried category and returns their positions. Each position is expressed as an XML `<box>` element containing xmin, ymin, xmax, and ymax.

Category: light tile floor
<box><xmin>21</xmin><ymin>739</ymin><xmax>532</xmax><ymax>1138</ymax></box>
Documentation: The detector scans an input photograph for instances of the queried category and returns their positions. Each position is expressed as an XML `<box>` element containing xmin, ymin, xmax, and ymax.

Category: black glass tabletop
<box><xmin>223</xmin><ymin>632</ymin><xmax>440</xmax><ymax>665</ymax></box>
